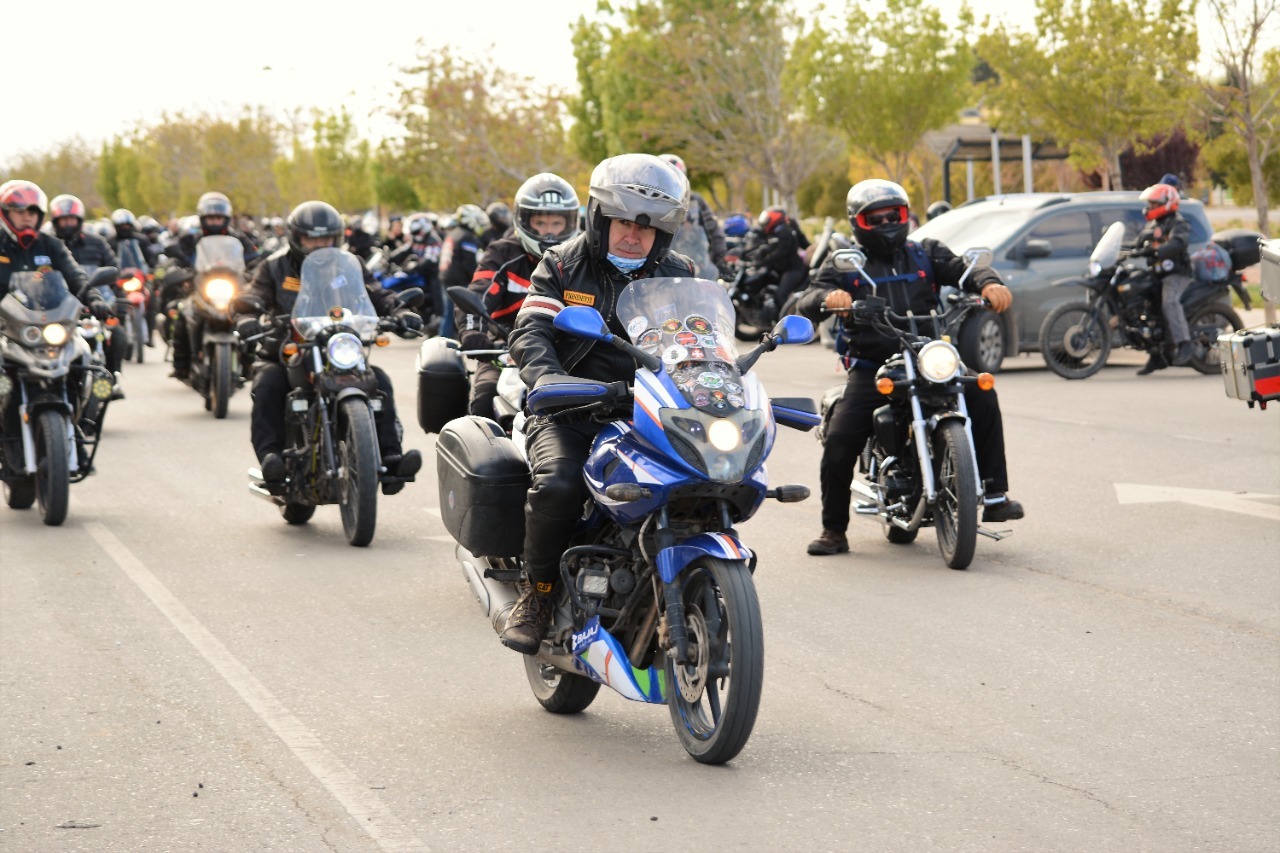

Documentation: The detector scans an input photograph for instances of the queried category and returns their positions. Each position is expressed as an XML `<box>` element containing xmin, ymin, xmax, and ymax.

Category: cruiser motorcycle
<box><xmin>180</xmin><ymin>235</ymin><xmax>246</xmax><ymax>417</ymax></box>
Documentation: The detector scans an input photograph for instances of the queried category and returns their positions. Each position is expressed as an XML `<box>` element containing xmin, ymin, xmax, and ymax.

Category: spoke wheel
<box><xmin>338</xmin><ymin>399</ymin><xmax>378</xmax><ymax>546</ymax></box>
<box><xmin>523</xmin><ymin>656</ymin><xmax>601</xmax><ymax>714</ymax></box>
<box><xmin>35</xmin><ymin>409</ymin><xmax>71</xmax><ymax>526</ymax></box>
<box><xmin>1039</xmin><ymin>302</ymin><xmax>1111</xmax><ymax>379</ymax></box>
<box><xmin>1186</xmin><ymin>305</ymin><xmax>1242</xmax><ymax>375</ymax></box>
<box><xmin>667</xmin><ymin>558</ymin><xmax>763</xmax><ymax>764</ymax></box>
<box><xmin>932</xmin><ymin>421</ymin><xmax>979</xmax><ymax>570</ymax></box>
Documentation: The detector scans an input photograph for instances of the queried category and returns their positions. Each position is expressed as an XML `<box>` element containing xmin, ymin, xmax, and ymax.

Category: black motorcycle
<box><xmin>1039</xmin><ymin>222</ymin><xmax>1246</xmax><ymax>379</ymax></box>
<box><xmin>179</xmin><ymin>235</ymin><xmax>247</xmax><ymax>417</ymax></box>
<box><xmin>241</xmin><ymin>248</ymin><xmax>422</xmax><ymax>547</ymax></box>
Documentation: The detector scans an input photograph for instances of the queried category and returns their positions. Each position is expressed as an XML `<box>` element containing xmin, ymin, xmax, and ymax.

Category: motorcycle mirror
<box><xmin>394</xmin><ymin>287</ymin><xmax>425</xmax><ymax>310</ymax></box>
<box><xmin>231</xmin><ymin>295</ymin><xmax>265</xmax><ymax>316</ymax></box>
<box><xmin>830</xmin><ymin>248</ymin><xmax>866</xmax><ymax>274</ymax></box>
<box><xmin>447</xmin><ymin>286</ymin><xmax>489</xmax><ymax>319</ymax></box>
<box><xmin>963</xmin><ymin>247</ymin><xmax>993</xmax><ymax>267</ymax></box>
<box><xmin>553</xmin><ymin>305</ymin><xmax>611</xmax><ymax>342</ymax></box>
<box><xmin>772</xmin><ymin>314</ymin><xmax>815</xmax><ymax>345</ymax></box>
<box><xmin>87</xmin><ymin>266</ymin><xmax>119</xmax><ymax>290</ymax></box>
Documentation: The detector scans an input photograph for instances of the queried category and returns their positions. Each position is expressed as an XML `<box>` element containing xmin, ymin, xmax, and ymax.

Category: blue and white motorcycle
<box><xmin>436</xmin><ymin>277</ymin><xmax>819</xmax><ymax>764</ymax></box>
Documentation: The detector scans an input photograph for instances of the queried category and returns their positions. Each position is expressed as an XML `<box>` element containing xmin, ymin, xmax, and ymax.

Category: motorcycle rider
<box><xmin>386</xmin><ymin>213</ymin><xmax>443</xmax><ymax>329</ymax></box>
<box><xmin>383</xmin><ymin>214</ymin><xmax>405</xmax><ymax>252</ymax></box>
<box><xmin>658</xmin><ymin>154</ymin><xmax>731</xmax><ymax>279</ymax></box>
<box><xmin>479</xmin><ymin>202</ymin><xmax>512</xmax><ymax>248</ymax></box>
<box><xmin>440</xmin><ymin>205</ymin><xmax>490</xmax><ymax>341</ymax></box>
<box><xmin>1132</xmin><ymin>182</ymin><xmax>1193</xmax><ymax>374</ymax></box>
<box><xmin>459</xmin><ymin>173</ymin><xmax>581</xmax><ymax>418</ymax></box>
<box><xmin>234</xmin><ymin>200</ymin><xmax>423</xmax><ymax>495</ymax></box>
<box><xmin>501</xmin><ymin>153</ymin><xmax>695</xmax><ymax>654</ymax></box>
<box><xmin>744</xmin><ymin>207</ymin><xmax>809</xmax><ymax>319</ymax></box>
<box><xmin>344</xmin><ymin>214</ymin><xmax>378</xmax><ymax>261</ymax></box>
<box><xmin>926</xmin><ymin>200</ymin><xmax>952</xmax><ymax>221</ymax></box>
<box><xmin>796</xmin><ymin>179</ymin><xmax>1024</xmax><ymax>556</ymax></box>
<box><xmin>109</xmin><ymin>209</ymin><xmax>153</xmax><ymax>273</ymax></box>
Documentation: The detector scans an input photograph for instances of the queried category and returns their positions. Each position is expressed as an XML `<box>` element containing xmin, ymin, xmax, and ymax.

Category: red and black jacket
<box><xmin>457</xmin><ymin>235</ymin><xmax>535</xmax><ymax>350</ymax></box>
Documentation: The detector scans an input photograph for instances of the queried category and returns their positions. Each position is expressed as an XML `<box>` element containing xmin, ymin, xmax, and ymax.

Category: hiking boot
<box><xmin>807</xmin><ymin>529</ymin><xmax>849</xmax><ymax>556</ymax></box>
<box><xmin>1170</xmin><ymin>340</ymin><xmax>1193</xmax><ymax>366</ymax></box>
<box><xmin>984</xmin><ymin>494</ymin><xmax>1025</xmax><ymax>523</ymax></box>
<box><xmin>260</xmin><ymin>452</ymin><xmax>286</xmax><ymax>485</ymax></box>
<box><xmin>1135</xmin><ymin>353</ymin><xmax>1168</xmax><ymax>375</ymax></box>
<box><xmin>500</xmin><ymin>582</ymin><xmax>556</xmax><ymax>654</ymax></box>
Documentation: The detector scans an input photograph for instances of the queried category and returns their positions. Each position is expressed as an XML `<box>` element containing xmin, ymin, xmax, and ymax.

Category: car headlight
<box><xmin>42</xmin><ymin>324</ymin><xmax>69</xmax><ymax>346</ymax></box>
<box><xmin>708</xmin><ymin>418</ymin><xmax>741</xmax><ymax>451</ymax></box>
<box><xmin>327</xmin><ymin>332</ymin><xmax>364</xmax><ymax>370</ymax></box>
<box><xmin>202</xmin><ymin>277</ymin><xmax>236</xmax><ymax>309</ymax></box>
<box><xmin>917</xmin><ymin>340</ymin><xmax>961</xmax><ymax>383</ymax></box>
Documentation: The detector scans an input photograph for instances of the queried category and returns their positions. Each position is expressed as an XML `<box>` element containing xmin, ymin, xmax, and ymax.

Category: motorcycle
<box><xmin>241</xmin><ymin>248</ymin><xmax>423</xmax><ymax>547</ymax></box>
<box><xmin>0</xmin><ymin>268</ymin><xmax>118</xmax><ymax>525</ymax></box>
<box><xmin>820</xmin><ymin>247</ymin><xmax>1002</xmax><ymax>571</ymax></box>
<box><xmin>180</xmin><ymin>235</ymin><xmax>246</xmax><ymax>417</ymax></box>
<box><xmin>1039</xmin><ymin>221</ymin><xmax>1246</xmax><ymax>379</ymax></box>
<box><xmin>436</xmin><ymin>276</ymin><xmax>820</xmax><ymax>763</ymax></box>
<box><xmin>115</xmin><ymin>267</ymin><xmax>152</xmax><ymax>363</ymax></box>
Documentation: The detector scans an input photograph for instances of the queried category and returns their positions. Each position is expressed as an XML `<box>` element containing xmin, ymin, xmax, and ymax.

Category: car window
<box><xmin>1097</xmin><ymin>208</ymin><xmax>1146</xmax><ymax>243</ymax></box>
<box><xmin>1027</xmin><ymin>212</ymin><xmax>1093</xmax><ymax>257</ymax></box>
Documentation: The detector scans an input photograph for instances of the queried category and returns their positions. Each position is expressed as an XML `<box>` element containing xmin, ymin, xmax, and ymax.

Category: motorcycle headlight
<box><xmin>917</xmin><ymin>340</ymin><xmax>961</xmax><ymax>383</ymax></box>
<box><xmin>203</xmin><ymin>277</ymin><xmax>236</xmax><ymax>309</ymax></box>
<box><xmin>20</xmin><ymin>325</ymin><xmax>42</xmax><ymax>344</ymax></box>
<box><xmin>327</xmin><ymin>332</ymin><xmax>364</xmax><ymax>370</ymax></box>
<box><xmin>42</xmin><ymin>324</ymin><xmax>69</xmax><ymax>346</ymax></box>
<box><xmin>708</xmin><ymin>418</ymin><xmax>742</xmax><ymax>451</ymax></box>
<box><xmin>1088</xmin><ymin>261</ymin><xmax>1103</xmax><ymax>277</ymax></box>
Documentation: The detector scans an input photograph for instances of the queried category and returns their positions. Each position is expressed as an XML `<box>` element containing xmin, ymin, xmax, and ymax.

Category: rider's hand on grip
<box><xmin>980</xmin><ymin>283</ymin><xmax>1012</xmax><ymax>313</ymax></box>
<box><xmin>824</xmin><ymin>290</ymin><xmax>853</xmax><ymax>314</ymax></box>
<box><xmin>88</xmin><ymin>299</ymin><xmax>113</xmax><ymax>321</ymax></box>
<box><xmin>396</xmin><ymin>310</ymin><xmax>424</xmax><ymax>335</ymax></box>
<box><xmin>236</xmin><ymin>316</ymin><xmax>262</xmax><ymax>339</ymax></box>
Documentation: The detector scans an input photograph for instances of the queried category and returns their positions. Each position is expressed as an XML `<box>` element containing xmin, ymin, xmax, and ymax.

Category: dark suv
<box><xmin>911</xmin><ymin>192</ymin><xmax>1213</xmax><ymax>371</ymax></box>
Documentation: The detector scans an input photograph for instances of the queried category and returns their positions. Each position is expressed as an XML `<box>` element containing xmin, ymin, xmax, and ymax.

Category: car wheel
<box><xmin>957</xmin><ymin>310</ymin><xmax>1006</xmax><ymax>373</ymax></box>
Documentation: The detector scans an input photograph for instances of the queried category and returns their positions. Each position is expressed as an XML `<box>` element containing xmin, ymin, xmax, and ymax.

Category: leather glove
<box><xmin>236</xmin><ymin>316</ymin><xmax>262</xmax><ymax>339</ymax></box>
<box><xmin>88</xmin><ymin>299</ymin><xmax>113</xmax><ymax>321</ymax></box>
<box><xmin>460</xmin><ymin>331</ymin><xmax>492</xmax><ymax>352</ymax></box>
<box><xmin>396</xmin><ymin>310</ymin><xmax>424</xmax><ymax>334</ymax></box>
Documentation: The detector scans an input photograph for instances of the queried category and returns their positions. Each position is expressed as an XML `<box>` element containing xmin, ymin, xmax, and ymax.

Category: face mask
<box><xmin>607</xmin><ymin>252</ymin><xmax>645</xmax><ymax>273</ymax></box>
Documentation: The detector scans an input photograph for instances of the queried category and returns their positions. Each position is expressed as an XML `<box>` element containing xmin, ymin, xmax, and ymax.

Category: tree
<box><xmin>978</xmin><ymin>0</ymin><xmax>1198</xmax><ymax>190</ymax></box>
<box><xmin>312</xmin><ymin>109</ymin><xmax>374</xmax><ymax>213</ymax></box>
<box><xmin>1200</xmin><ymin>0</ymin><xmax>1278</xmax><ymax>234</ymax></box>
<box><xmin>1</xmin><ymin>139</ymin><xmax>103</xmax><ymax>213</ymax></box>
<box><xmin>793</xmin><ymin>0</ymin><xmax>975</xmax><ymax>186</ymax></box>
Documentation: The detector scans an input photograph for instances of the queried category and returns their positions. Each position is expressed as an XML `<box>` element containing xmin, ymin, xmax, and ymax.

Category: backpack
<box><xmin>834</xmin><ymin>241</ymin><xmax>934</xmax><ymax>363</ymax></box>
<box><xmin>1190</xmin><ymin>243</ymin><xmax>1231</xmax><ymax>283</ymax></box>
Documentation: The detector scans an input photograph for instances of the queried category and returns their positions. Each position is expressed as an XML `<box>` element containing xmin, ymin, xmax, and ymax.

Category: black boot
<box><xmin>500</xmin><ymin>582</ymin><xmax>556</xmax><ymax>654</ymax></box>
<box><xmin>1136</xmin><ymin>352</ymin><xmax>1168</xmax><ymax>375</ymax></box>
<box><xmin>1170</xmin><ymin>341</ymin><xmax>1193</xmax><ymax>366</ymax></box>
<box><xmin>984</xmin><ymin>494</ymin><xmax>1025</xmax><ymax>523</ymax></box>
<box><xmin>380</xmin><ymin>449</ymin><xmax>422</xmax><ymax>496</ymax></box>
<box><xmin>260</xmin><ymin>452</ymin><xmax>286</xmax><ymax>485</ymax></box>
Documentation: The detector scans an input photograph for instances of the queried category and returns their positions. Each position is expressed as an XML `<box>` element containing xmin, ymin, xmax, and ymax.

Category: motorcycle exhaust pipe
<box><xmin>456</xmin><ymin>544</ymin><xmax>517</xmax><ymax>635</ymax></box>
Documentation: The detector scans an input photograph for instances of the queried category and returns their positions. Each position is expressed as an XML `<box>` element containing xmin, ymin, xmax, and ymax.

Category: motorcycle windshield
<box><xmin>195</xmin><ymin>235</ymin><xmax>246</xmax><ymax>274</ymax></box>
<box><xmin>617</xmin><ymin>277</ymin><xmax>745</xmax><ymax>412</ymax></box>
<box><xmin>0</xmin><ymin>271</ymin><xmax>81</xmax><ymax>325</ymax></box>
<box><xmin>292</xmin><ymin>248</ymin><xmax>379</xmax><ymax>340</ymax></box>
<box><xmin>1092</xmin><ymin>221</ymin><xmax>1125</xmax><ymax>269</ymax></box>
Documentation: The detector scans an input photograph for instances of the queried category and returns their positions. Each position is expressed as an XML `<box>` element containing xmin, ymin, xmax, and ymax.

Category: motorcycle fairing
<box><xmin>570</xmin><ymin>615</ymin><xmax>667</xmax><ymax>704</ymax></box>
<box><xmin>656</xmin><ymin>532</ymin><xmax>753</xmax><ymax>584</ymax></box>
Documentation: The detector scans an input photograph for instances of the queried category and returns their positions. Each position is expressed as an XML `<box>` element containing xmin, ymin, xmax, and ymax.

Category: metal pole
<box><xmin>943</xmin><ymin>159</ymin><xmax>952</xmax><ymax>204</ymax></box>
<box><xmin>967</xmin><ymin>160</ymin><xmax>975</xmax><ymax>201</ymax></box>
<box><xmin>991</xmin><ymin>131</ymin><xmax>1002</xmax><ymax>195</ymax></box>
<box><xmin>1023</xmin><ymin>135</ymin><xmax>1033</xmax><ymax>192</ymax></box>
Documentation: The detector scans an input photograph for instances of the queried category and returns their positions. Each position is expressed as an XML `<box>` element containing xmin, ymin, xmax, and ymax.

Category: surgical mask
<box><xmin>607</xmin><ymin>253</ymin><xmax>645</xmax><ymax>273</ymax></box>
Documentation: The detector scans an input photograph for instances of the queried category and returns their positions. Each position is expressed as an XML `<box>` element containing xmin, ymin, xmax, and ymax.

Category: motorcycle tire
<box><xmin>1039</xmin><ymin>301</ymin><xmax>1111</xmax><ymax>380</ymax></box>
<box><xmin>667</xmin><ymin>557</ymin><xmax>763</xmax><ymax>765</ymax></box>
<box><xmin>932</xmin><ymin>420</ymin><xmax>979</xmax><ymax>570</ymax></box>
<box><xmin>523</xmin><ymin>656</ymin><xmax>601</xmax><ymax>714</ymax></box>
<box><xmin>1186</xmin><ymin>304</ymin><xmax>1243</xmax><ymax>375</ymax></box>
<box><xmin>4</xmin><ymin>476</ymin><xmax>36</xmax><ymax>509</ymax></box>
<box><xmin>133</xmin><ymin>309</ymin><xmax>146</xmax><ymax>364</ymax></box>
<box><xmin>211</xmin><ymin>343</ymin><xmax>233</xmax><ymax>419</ymax></box>
<box><xmin>281</xmin><ymin>502</ymin><xmax>316</xmax><ymax>525</ymax></box>
<box><xmin>337</xmin><ymin>398</ymin><xmax>378</xmax><ymax>547</ymax></box>
<box><xmin>35</xmin><ymin>409</ymin><xmax>71</xmax><ymax>527</ymax></box>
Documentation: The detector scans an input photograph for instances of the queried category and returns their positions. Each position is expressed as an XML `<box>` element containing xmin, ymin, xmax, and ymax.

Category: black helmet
<box><xmin>585</xmin><ymin>153</ymin><xmax>688</xmax><ymax>271</ymax></box>
<box><xmin>513</xmin><ymin>173</ymin><xmax>580</xmax><ymax>259</ymax></box>
<box><xmin>485</xmin><ymin>202</ymin><xmax>512</xmax><ymax>231</ymax></box>
<box><xmin>49</xmin><ymin>194</ymin><xmax>86</xmax><ymax>240</ymax></box>
<box><xmin>925</xmin><ymin>200</ymin><xmax>952</xmax><ymax>221</ymax></box>
<box><xmin>846</xmin><ymin>179</ymin><xmax>911</xmax><ymax>259</ymax></box>
<box><xmin>197</xmin><ymin>191</ymin><xmax>233</xmax><ymax>235</ymax></box>
<box><xmin>286</xmin><ymin>200</ymin><xmax>344</xmax><ymax>260</ymax></box>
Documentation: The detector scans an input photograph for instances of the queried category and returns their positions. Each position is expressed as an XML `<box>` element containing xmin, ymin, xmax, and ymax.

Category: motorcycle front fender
<box><xmin>656</xmin><ymin>532</ymin><xmax>753</xmax><ymax>584</ymax></box>
<box><xmin>204</xmin><ymin>330</ymin><xmax>238</xmax><ymax>345</ymax></box>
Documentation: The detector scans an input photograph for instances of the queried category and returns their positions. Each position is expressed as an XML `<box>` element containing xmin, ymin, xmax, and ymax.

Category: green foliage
<box><xmin>792</xmin><ymin>0</ymin><xmax>975</xmax><ymax>184</ymax></box>
<box><xmin>1202</xmin><ymin>132</ymin><xmax>1280</xmax><ymax>206</ymax></box>
<box><xmin>978</xmin><ymin>0</ymin><xmax>1198</xmax><ymax>189</ymax></box>
<box><xmin>312</xmin><ymin>109</ymin><xmax>373</xmax><ymax>212</ymax></box>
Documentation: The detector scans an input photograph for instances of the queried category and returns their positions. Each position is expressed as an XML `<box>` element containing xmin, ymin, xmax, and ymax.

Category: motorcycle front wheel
<box><xmin>932</xmin><ymin>421</ymin><xmax>979</xmax><ymax>570</ymax></box>
<box><xmin>1186</xmin><ymin>304</ymin><xmax>1243</xmax><ymax>375</ymax></box>
<box><xmin>1039</xmin><ymin>302</ymin><xmax>1111</xmax><ymax>379</ymax></box>
<box><xmin>667</xmin><ymin>557</ymin><xmax>763</xmax><ymax>765</ymax></box>
<box><xmin>35</xmin><ymin>409</ymin><xmax>71</xmax><ymax>526</ymax></box>
<box><xmin>524</xmin><ymin>656</ymin><xmax>601</xmax><ymax>714</ymax></box>
<box><xmin>211</xmin><ymin>343</ymin><xmax>233</xmax><ymax>419</ymax></box>
<box><xmin>132</xmin><ymin>307</ymin><xmax>146</xmax><ymax>363</ymax></box>
<box><xmin>337</xmin><ymin>398</ymin><xmax>378</xmax><ymax>546</ymax></box>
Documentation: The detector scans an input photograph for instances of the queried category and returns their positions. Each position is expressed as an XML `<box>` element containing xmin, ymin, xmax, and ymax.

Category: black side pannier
<box><xmin>1212</xmin><ymin>228</ymin><xmax>1264</xmax><ymax>272</ymax></box>
<box><xmin>436</xmin><ymin>416</ymin><xmax>529</xmax><ymax>557</ymax></box>
<box><xmin>417</xmin><ymin>337</ymin><xmax>470</xmax><ymax>434</ymax></box>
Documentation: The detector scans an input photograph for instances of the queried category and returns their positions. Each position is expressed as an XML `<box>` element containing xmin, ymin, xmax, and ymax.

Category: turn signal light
<box><xmin>977</xmin><ymin>372</ymin><xmax>995</xmax><ymax>391</ymax></box>
<box><xmin>375</xmin><ymin>335</ymin><xmax>390</xmax><ymax>347</ymax></box>
<box><xmin>282</xmin><ymin>342</ymin><xmax>298</xmax><ymax>357</ymax></box>
<box><xmin>876</xmin><ymin>377</ymin><xmax>894</xmax><ymax>395</ymax></box>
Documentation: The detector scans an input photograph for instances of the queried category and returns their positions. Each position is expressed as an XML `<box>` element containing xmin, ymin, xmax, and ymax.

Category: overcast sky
<box><xmin>2</xmin><ymin>0</ymin><xmax>1244</xmax><ymax>173</ymax></box>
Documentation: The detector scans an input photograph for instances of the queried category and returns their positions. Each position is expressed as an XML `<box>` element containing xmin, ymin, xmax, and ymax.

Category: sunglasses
<box><xmin>864</xmin><ymin>210</ymin><xmax>903</xmax><ymax>226</ymax></box>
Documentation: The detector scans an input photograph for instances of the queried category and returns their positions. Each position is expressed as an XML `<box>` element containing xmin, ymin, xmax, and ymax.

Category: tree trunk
<box><xmin>1246</xmin><ymin>129</ymin><xmax>1271</xmax><ymax>236</ymax></box>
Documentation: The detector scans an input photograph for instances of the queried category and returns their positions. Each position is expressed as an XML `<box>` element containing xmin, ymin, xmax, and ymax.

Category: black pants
<box><xmin>171</xmin><ymin>306</ymin><xmax>197</xmax><ymax>372</ymax></box>
<box><xmin>521</xmin><ymin>417</ymin><xmax>602</xmax><ymax>586</ymax></box>
<box><xmin>104</xmin><ymin>326</ymin><xmax>127</xmax><ymax>375</ymax></box>
<box><xmin>249</xmin><ymin>361</ymin><xmax>402</xmax><ymax>464</ymax></box>
<box><xmin>820</xmin><ymin>368</ymin><xmax>1010</xmax><ymax>533</ymax></box>
<box><xmin>468</xmin><ymin>361</ymin><xmax>500</xmax><ymax>418</ymax></box>
<box><xmin>774</xmin><ymin>268</ymin><xmax>808</xmax><ymax>315</ymax></box>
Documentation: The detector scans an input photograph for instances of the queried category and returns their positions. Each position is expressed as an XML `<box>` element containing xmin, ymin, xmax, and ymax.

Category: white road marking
<box><xmin>1114</xmin><ymin>483</ymin><xmax>1280</xmax><ymax>522</ymax></box>
<box><xmin>84</xmin><ymin>523</ymin><xmax>429</xmax><ymax>852</ymax></box>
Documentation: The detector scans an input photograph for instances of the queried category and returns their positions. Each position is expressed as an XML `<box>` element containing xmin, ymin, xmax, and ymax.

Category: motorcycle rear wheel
<box><xmin>35</xmin><ymin>409</ymin><xmax>70</xmax><ymax>527</ymax></box>
<box><xmin>932</xmin><ymin>421</ymin><xmax>978</xmax><ymax>570</ymax></box>
<box><xmin>4</xmin><ymin>476</ymin><xmax>36</xmax><ymax>509</ymax></box>
<box><xmin>132</xmin><ymin>309</ymin><xmax>146</xmax><ymax>363</ymax></box>
<box><xmin>1039</xmin><ymin>302</ymin><xmax>1111</xmax><ymax>380</ymax></box>
<box><xmin>338</xmin><ymin>399</ymin><xmax>378</xmax><ymax>547</ymax></box>
<box><xmin>1186</xmin><ymin>304</ymin><xmax>1242</xmax><ymax>375</ymax></box>
<box><xmin>667</xmin><ymin>557</ymin><xmax>763</xmax><ymax>764</ymax></box>
<box><xmin>523</xmin><ymin>656</ymin><xmax>601</xmax><ymax>714</ymax></box>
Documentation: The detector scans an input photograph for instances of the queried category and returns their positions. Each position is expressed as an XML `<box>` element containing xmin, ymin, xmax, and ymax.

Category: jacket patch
<box><xmin>564</xmin><ymin>290</ymin><xmax>595</xmax><ymax>306</ymax></box>
<box><xmin>0</xmin><ymin>256</ymin><xmax>8</xmax><ymax>264</ymax></box>
<box><xmin>283</xmin><ymin>276</ymin><xmax>301</xmax><ymax>292</ymax></box>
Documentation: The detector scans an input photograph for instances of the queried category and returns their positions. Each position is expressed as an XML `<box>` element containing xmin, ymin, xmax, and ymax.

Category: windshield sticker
<box><xmin>727</xmin><ymin>394</ymin><xmax>744</xmax><ymax>408</ymax></box>
<box><xmin>661</xmin><ymin>318</ymin><xmax>682</xmax><ymax>333</ymax></box>
<box><xmin>688</xmin><ymin>347</ymin><xmax>706</xmax><ymax>361</ymax></box>
<box><xmin>331</xmin><ymin>273</ymin><xmax>348</xmax><ymax>290</ymax></box>
<box><xmin>662</xmin><ymin>344</ymin><xmax>688</xmax><ymax>365</ymax></box>
<box><xmin>698</xmin><ymin>372</ymin><xmax>724</xmax><ymax>389</ymax></box>
<box><xmin>693</xmin><ymin>391</ymin><xmax>710</xmax><ymax>407</ymax></box>
<box><xmin>638</xmin><ymin>329</ymin><xmax>662</xmax><ymax>351</ymax></box>
<box><xmin>724</xmin><ymin>381</ymin><xmax>742</xmax><ymax>394</ymax></box>
<box><xmin>626</xmin><ymin>316</ymin><xmax>648</xmax><ymax>338</ymax></box>
<box><xmin>685</xmin><ymin>315</ymin><xmax>711</xmax><ymax>334</ymax></box>
<box><xmin>675</xmin><ymin>331</ymin><xmax>698</xmax><ymax>347</ymax></box>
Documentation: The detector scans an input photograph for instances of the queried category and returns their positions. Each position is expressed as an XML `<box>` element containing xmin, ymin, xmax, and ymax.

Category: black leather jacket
<box><xmin>509</xmin><ymin>233</ymin><xmax>695</xmax><ymax>388</ymax></box>
<box><xmin>62</xmin><ymin>231</ymin><xmax>118</xmax><ymax>270</ymax></box>
<box><xmin>0</xmin><ymin>232</ymin><xmax>92</xmax><ymax>303</ymax></box>
<box><xmin>1135</xmin><ymin>213</ymin><xmax>1191</xmax><ymax>279</ymax></box>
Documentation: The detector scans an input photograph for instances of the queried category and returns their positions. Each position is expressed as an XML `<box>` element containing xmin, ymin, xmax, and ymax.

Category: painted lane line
<box><xmin>84</xmin><ymin>522</ymin><xmax>429</xmax><ymax>852</ymax></box>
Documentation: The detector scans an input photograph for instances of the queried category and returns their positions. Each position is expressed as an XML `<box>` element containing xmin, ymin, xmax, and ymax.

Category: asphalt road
<box><xmin>2</xmin><ymin>332</ymin><xmax>1277</xmax><ymax>852</ymax></box>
